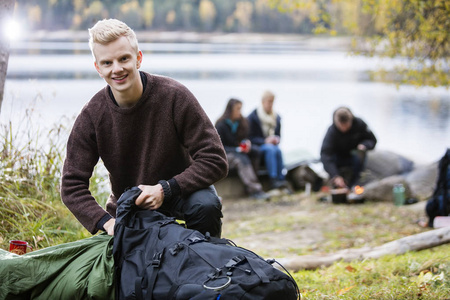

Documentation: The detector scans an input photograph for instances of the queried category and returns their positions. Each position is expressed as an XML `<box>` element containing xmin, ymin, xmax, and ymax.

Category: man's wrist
<box><xmin>167</xmin><ymin>178</ymin><xmax>181</xmax><ymax>198</ymax></box>
<box><xmin>158</xmin><ymin>180</ymin><xmax>172</xmax><ymax>200</ymax></box>
<box><xmin>96</xmin><ymin>213</ymin><xmax>113</xmax><ymax>231</ymax></box>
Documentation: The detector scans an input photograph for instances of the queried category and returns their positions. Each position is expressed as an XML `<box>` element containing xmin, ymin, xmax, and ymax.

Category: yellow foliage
<box><xmin>166</xmin><ymin>10</ymin><xmax>176</xmax><ymax>25</ymax></box>
<box><xmin>72</xmin><ymin>14</ymin><xmax>82</xmax><ymax>28</ymax></box>
<box><xmin>27</xmin><ymin>5</ymin><xmax>42</xmax><ymax>26</ymax></box>
<box><xmin>267</xmin><ymin>0</ymin><xmax>449</xmax><ymax>87</ymax></box>
<box><xmin>84</xmin><ymin>1</ymin><xmax>104</xmax><ymax>16</ymax></box>
<box><xmin>254</xmin><ymin>0</ymin><xmax>270</xmax><ymax>13</ymax></box>
<box><xmin>48</xmin><ymin>0</ymin><xmax>57</xmax><ymax>7</ymax></box>
<box><xmin>233</xmin><ymin>2</ymin><xmax>254</xmax><ymax>31</ymax></box>
<box><xmin>120</xmin><ymin>0</ymin><xmax>140</xmax><ymax>14</ymax></box>
<box><xmin>143</xmin><ymin>0</ymin><xmax>154</xmax><ymax>28</ymax></box>
<box><xmin>73</xmin><ymin>0</ymin><xmax>85</xmax><ymax>12</ymax></box>
<box><xmin>199</xmin><ymin>0</ymin><xmax>217</xmax><ymax>24</ymax></box>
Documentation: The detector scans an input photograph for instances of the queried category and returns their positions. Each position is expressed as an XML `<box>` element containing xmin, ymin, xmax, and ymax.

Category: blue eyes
<box><xmin>102</xmin><ymin>57</ymin><xmax>129</xmax><ymax>66</ymax></box>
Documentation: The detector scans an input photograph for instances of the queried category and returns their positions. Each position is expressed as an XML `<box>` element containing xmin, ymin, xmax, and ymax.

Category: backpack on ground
<box><xmin>426</xmin><ymin>148</ymin><xmax>450</xmax><ymax>227</ymax></box>
<box><xmin>113</xmin><ymin>186</ymin><xmax>300</xmax><ymax>300</ymax></box>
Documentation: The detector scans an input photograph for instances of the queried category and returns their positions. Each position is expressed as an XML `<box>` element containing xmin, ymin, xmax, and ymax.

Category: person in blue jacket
<box><xmin>247</xmin><ymin>91</ymin><xmax>287</xmax><ymax>190</ymax></box>
<box><xmin>320</xmin><ymin>106</ymin><xmax>377</xmax><ymax>189</ymax></box>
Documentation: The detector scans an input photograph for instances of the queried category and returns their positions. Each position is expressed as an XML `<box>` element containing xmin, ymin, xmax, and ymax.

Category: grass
<box><xmin>295</xmin><ymin>245</ymin><xmax>450</xmax><ymax>299</ymax></box>
<box><xmin>0</xmin><ymin>116</ymin><xmax>449</xmax><ymax>299</ymax></box>
<box><xmin>0</xmin><ymin>116</ymin><xmax>107</xmax><ymax>250</ymax></box>
<box><xmin>222</xmin><ymin>194</ymin><xmax>450</xmax><ymax>299</ymax></box>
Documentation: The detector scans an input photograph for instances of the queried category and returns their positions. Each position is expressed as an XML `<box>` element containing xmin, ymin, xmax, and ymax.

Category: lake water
<box><xmin>3</xmin><ymin>39</ymin><xmax>450</xmax><ymax>164</ymax></box>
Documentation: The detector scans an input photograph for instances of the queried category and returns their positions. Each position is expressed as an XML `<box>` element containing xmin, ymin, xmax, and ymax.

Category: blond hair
<box><xmin>261</xmin><ymin>90</ymin><xmax>275</xmax><ymax>102</ymax></box>
<box><xmin>88</xmin><ymin>19</ymin><xmax>139</xmax><ymax>60</ymax></box>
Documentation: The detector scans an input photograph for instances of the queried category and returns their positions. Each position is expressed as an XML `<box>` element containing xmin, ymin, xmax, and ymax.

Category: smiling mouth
<box><xmin>113</xmin><ymin>74</ymin><xmax>128</xmax><ymax>82</ymax></box>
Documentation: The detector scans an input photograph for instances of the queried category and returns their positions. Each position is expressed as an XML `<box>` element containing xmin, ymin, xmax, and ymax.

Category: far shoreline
<box><xmin>13</xmin><ymin>30</ymin><xmax>353</xmax><ymax>51</ymax></box>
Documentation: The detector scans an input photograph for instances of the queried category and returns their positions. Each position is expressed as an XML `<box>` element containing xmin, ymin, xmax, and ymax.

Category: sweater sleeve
<box><xmin>171</xmin><ymin>87</ymin><xmax>228</xmax><ymax>196</ymax></box>
<box><xmin>60</xmin><ymin>110</ymin><xmax>109</xmax><ymax>234</ymax></box>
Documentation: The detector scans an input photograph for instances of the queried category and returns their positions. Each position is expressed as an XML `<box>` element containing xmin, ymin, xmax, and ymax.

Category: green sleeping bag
<box><xmin>0</xmin><ymin>234</ymin><xmax>115</xmax><ymax>300</ymax></box>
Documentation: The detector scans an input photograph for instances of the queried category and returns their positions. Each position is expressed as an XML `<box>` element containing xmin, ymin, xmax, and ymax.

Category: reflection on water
<box><xmin>3</xmin><ymin>41</ymin><xmax>450</xmax><ymax>164</ymax></box>
<box><xmin>9</xmin><ymin>40</ymin><xmax>343</xmax><ymax>55</ymax></box>
<box><xmin>397</xmin><ymin>96</ymin><xmax>449</xmax><ymax>131</ymax></box>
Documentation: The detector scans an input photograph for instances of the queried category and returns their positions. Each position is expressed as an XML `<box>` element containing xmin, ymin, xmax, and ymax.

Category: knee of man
<box><xmin>187</xmin><ymin>188</ymin><xmax>222</xmax><ymax>217</ymax></box>
<box><xmin>199</xmin><ymin>195</ymin><xmax>222</xmax><ymax>217</ymax></box>
<box><xmin>186</xmin><ymin>192</ymin><xmax>222</xmax><ymax>238</ymax></box>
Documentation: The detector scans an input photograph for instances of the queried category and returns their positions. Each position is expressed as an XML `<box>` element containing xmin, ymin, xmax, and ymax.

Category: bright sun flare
<box><xmin>3</xmin><ymin>19</ymin><xmax>22</xmax><ymax>42</ymax></box>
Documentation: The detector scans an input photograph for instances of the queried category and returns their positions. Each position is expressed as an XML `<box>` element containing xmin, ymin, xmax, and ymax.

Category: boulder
<box><xmin>362</xmin><ymin>163</ymin><xmax>438</xmax><ymax>202</ymax></box>
<box><xmin>363</xmin><ymin>175</ymin><xmax>412</xmax><ymax>202</ymax></box>
<box><xmin>405</xmin><ymin>162</ymin><xmax>438</xmax><ymax>200</ymax></box>
<box><xmin>362</xmin><ymin>150</ymin><xmax>415</xmax><ymax>183</ymax></box>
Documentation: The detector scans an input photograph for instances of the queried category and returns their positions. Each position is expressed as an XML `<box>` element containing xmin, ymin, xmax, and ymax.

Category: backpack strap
<box><xmin>167</xmin><ymin>283</ymin><xmax>180</xmax><ymax>300</ymax></box>
<box><xmin>148</xmin><ymin>251</ymin><xmax>163</xmax><ymax>300</ymax></box>
<box><xmin>135</xmin><ymin>251</ymin><xmax>163</xmax><ymax>300</ymax></box>
<box><xmin>245</xmin><ymin>256</ymin><xmax>270</xmax><ymax>284</ymax></box>
<box><xmin>135</xmin><ymin>277</ymin><xmax>144</xmax><ymax>299</ymax></box>
<box><xmin>224</xmin><ymin>255</ymin><xmax>270</xmax><ymax>284</ymax></box>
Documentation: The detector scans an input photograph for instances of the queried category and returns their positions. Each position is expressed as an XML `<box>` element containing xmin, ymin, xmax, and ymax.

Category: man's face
<box><xmin>336</xmin><ymin>121</ymin><xmax>352</xmax><ymax>133</ymax></box>
<box><xmin>93</xmin><ymin>36</ymin><xmax>142</xmax><ymax>98</ymax></box>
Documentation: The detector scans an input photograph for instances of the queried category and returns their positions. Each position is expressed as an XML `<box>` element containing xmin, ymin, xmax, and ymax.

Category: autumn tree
<box><xmin>142</xmin><ymin>0</ymin><xmax>154</xmax><ymax>29</ymax></box>
<box><xmin>268</xmin><ymin>0</ymin><xmax>450</xmax><ymax>87</ymax></box>
<box><xmin>199</xmin><ymin>0</ymin><xmax>217</xmax><ymax>31</ymax></box>
<box><xmin>0</xmin><ymin>0</ymin><xmax>16</xmax><ymax>114</ymax></box>
<box><xmin>227</xmin><ymin>1</ymin><xmax>254</xmax><ymax>32</ymax></box>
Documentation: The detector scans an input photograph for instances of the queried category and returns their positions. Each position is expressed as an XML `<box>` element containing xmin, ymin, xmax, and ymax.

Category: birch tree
<box><xmin>0</xmin><ymin>0</ymin><xmax>16</xmax><ymax>114</ymax></box>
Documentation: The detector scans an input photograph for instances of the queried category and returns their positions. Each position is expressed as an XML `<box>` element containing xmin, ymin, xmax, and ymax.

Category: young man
<box><xmin>247</xmin><ymin>90</ymin><xmax>287</xmax><ymax>190</ymax></box>
<box><xmin>320</xmin><ymin>106</ymin><xmax>377</xmax><ymax>189</ymax></box>
<box><xmin>61</xmin><ymin>19</ymin><xmax>228</xmax><ymax>237</ymax></box>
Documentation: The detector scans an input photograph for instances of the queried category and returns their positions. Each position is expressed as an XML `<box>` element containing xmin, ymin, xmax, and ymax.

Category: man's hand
<box><xmin>357</xmin><ymin>144</ymin><xmax>367</xmax><ymax>151</ymax></box>
<box><xmin>103</xmin><ymin>218</ymin><xmax>116</xmax><ymax>236</ymax></box>
<box><xmin>136</xmin><ymin>184</ymin><xmax>164</xmax><ymax>210</ymax></box>
<box><xmin>332</xmin><ymin>176</ymin><xmax>347</xmax><ymax>188</ymax></box>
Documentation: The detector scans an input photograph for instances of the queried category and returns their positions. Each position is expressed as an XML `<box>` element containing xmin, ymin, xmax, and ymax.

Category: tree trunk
<box><xmin>276</xmin><ymin>226</ymin><xmax>450</xmax><ymax>271</ymax></box>
<box><xmin>0</xmin><ymin>0</ymin><xmax>16</xmax><ymax>114</ymax></box>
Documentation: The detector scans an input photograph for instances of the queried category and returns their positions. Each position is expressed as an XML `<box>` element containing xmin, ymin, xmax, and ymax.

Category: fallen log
<box><xmin>275</xmin><ymin>226</ymin><xmax>450</xmax><ymax>272</ymax></box>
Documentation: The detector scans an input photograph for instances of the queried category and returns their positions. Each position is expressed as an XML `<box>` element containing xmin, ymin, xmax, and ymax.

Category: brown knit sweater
<box><xmin>61</xmin><ymin>72</ymin><xmax>228</xmax><ymax>234</ymax></box>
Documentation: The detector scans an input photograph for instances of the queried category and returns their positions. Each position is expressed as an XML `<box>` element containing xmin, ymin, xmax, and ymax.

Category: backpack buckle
<box><xmin>152</xmin><ymin>252</ymin><xmax>162</xmax><ymax>267</ymax></box>
<box><xmin>169</xmin><ymin>243</ymin><xmax>185</xmax><ymax>256</ymax></box>
<box><xmin>225</xmin><ymin>255</ymin><xmax>244</xmax><ymax>268</ymax></box>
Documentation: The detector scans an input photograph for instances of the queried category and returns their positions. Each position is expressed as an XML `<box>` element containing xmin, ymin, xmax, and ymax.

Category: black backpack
<box><xmin>113</xmin><ymin>186</ymin><xmax>300</xmax><ymax>300</ymax></box>
<box><xmin>426</xmin><ymin>148</ymin><xmax>450</xmax><ymax>227</ymax></box>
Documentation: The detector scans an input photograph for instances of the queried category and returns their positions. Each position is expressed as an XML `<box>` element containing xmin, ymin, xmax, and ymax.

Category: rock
<box><xmin>363</xmin><ymin>150</ymin><xmax>415</xmax><ymax>182</ymax></box>
<box><xmin>405</xmin><ymin>163</ymin><xmax>438</xmax><ymax>200</ymax></box>
<box><xmin>362</xmin><ymin>175</ymin><xmax>412</xmax><ymax>202</ymax></box>
<box><xmin>362</xmin><ymin>163</ymin><xmax>438</xmax><ymax>202</ymax></box>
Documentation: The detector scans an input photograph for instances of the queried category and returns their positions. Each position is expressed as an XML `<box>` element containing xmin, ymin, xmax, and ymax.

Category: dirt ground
<box><xmin>220</xmin><ymin>190</ymin><xmax>429</xmax><ymax>259</ymax></box>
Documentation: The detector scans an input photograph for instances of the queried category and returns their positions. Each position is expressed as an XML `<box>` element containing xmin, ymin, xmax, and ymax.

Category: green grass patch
<box><xmin>295</xmin><ymin>244</ymin><xmax>450</xmax><ymax>299</ymax></box>
<box><xmin>0</xmin><ymin>118</ymin><xmax>107</xmax><ymax>250</ymax></box>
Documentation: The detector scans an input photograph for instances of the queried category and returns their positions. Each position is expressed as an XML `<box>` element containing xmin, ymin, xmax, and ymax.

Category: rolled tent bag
<box><xmin>0</xmin><ymin>234</ymin><xmax>114</xmax><ymax>300</ymax></box>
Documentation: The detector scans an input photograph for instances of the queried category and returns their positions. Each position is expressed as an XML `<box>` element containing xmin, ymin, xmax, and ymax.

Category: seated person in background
<box><xmin>320</xmin><ymin>106</ymin><xmax>377</xmax><ymax>189</ymax></box>
<box><xmin>216</xmin><ymin>98</ymin><xmax>271</xmax><ymax>201</ymax></box>
<box><xmin>247</xmin><ymin>91</ymin><xmax>287</xmax><ymax>190</ymax></box>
